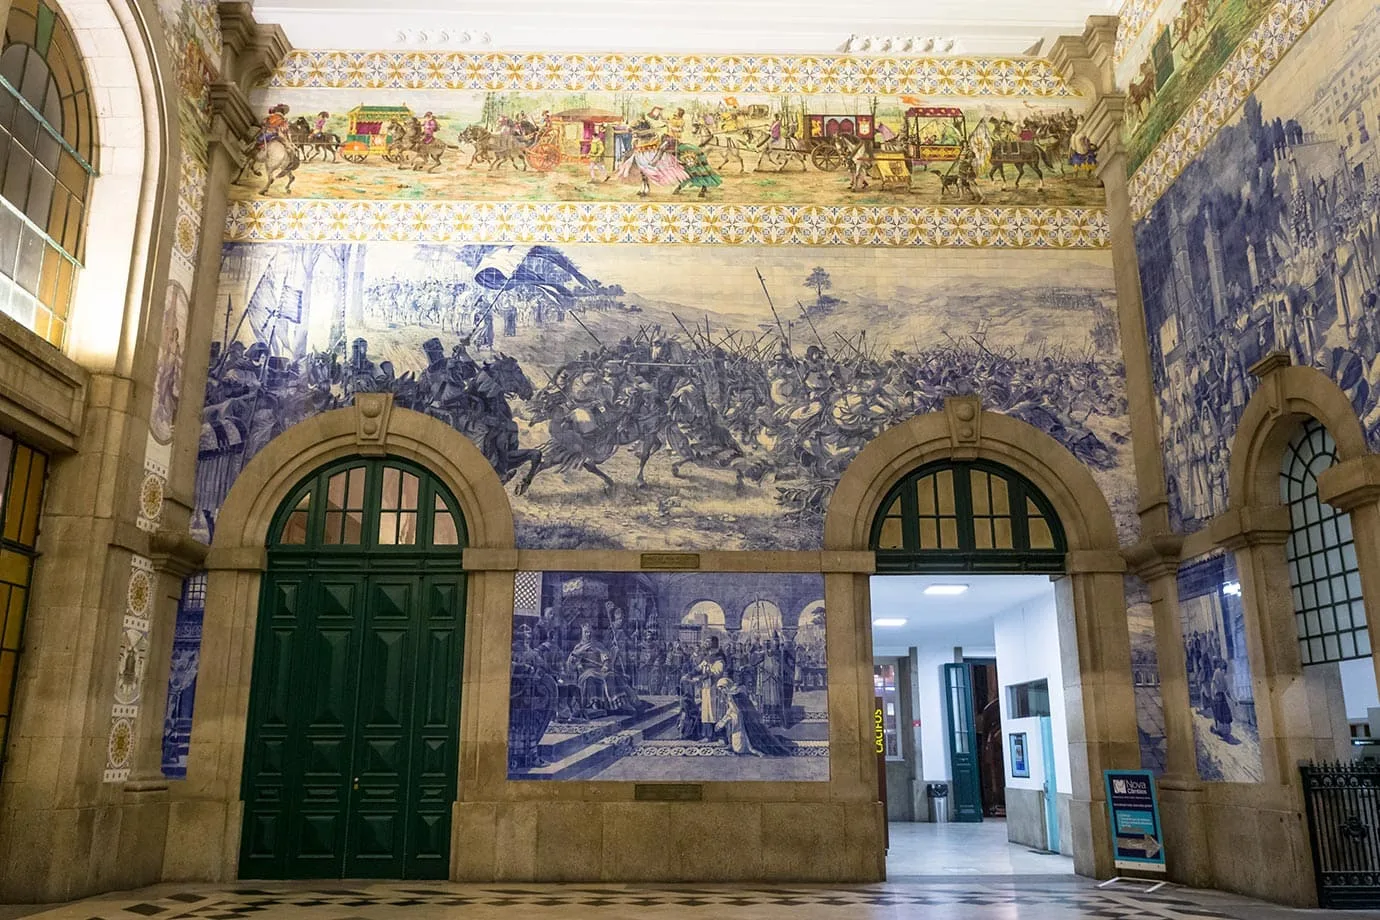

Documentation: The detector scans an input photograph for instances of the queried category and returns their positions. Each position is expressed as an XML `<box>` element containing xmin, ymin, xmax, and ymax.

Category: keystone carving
<box><xmin>354</xmin><ymin>393</ymin><xmax>394</xmax><ymax>455</ymax></box>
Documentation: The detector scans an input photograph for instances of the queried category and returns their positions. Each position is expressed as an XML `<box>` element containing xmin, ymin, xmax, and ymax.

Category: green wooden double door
<box><xmin>241</xmin><ymin>564</ymin><xmax>464</xmax><ymax>879</ymax></box>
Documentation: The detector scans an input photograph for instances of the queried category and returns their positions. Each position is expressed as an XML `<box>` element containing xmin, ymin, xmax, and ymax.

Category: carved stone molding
<box><xmin>149</xmin><ymin>527</ymin><xmax>211</xmax><ymax>579</ymax></box>
<box><xmin>1208</xmin><ymin>505</ymin><xmax>1291</xmax><ymax>550</ymax></box>
<box><xmin>354</xmin><ymin>393</ymin><xmax>394</xmax><ymax>455</ymax></box>
<box><xmin>1048</xmin><ymin>15</ymin><xmax>1118</xmax><ymax>99</ymax></box>
<box><xmin>1319</xmin><ymin>455</ymin><xmax>1380</xmax><ymax>514</ymax></box>
<box><xmin>1123</xmin><ymin>533</ymin><xmax>1185</xmax><ymax>582</ymax></box>
<box><xmin>217</xmin><ymin>2</ymin><xmax>292</xmax><ymax>90</ymax></box>
<box><xmin>944</xmin><ymin>395</ymin><xmax>982</xmax><ymax>458</ymax></box>
<box><xmin>206</xmin><ymin>81</ymin><xmax>255</xmax><ymax>165</ymax></box>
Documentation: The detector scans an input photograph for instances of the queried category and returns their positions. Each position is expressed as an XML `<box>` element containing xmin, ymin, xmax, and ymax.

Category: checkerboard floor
<box><xmin>4</xmin><ymin>879</ymin><xmax>1352</xmax><ymax>920</ymax></box>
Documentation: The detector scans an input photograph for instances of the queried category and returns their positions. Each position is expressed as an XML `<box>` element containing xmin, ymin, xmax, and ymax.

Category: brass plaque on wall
<box><xmin>639</xmin><ymin>552</ymin><xmax>700</xmax><ymax>570</ymax></box>
<box><xmin>634</xmin><ymin>783</ymin><xmax>703</xmax><ymax>801</ymax></box>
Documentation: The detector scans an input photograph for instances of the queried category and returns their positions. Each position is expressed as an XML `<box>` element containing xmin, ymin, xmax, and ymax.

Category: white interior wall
<box><xmin>1340</xmin><ymin>656</ymin><xmax>1380</xmax><ymax>720</ymax></box>
<box><xmin>992</xmin><ymin>587</ymin><xmax>1070</xmax><ymax>794</ymax></box>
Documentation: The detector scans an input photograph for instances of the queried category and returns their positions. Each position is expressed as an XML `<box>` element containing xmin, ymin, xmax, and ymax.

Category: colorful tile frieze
<box><xmin>1127</xmin><ymin>0</ymin><xmax>1334</xmax><ymax>216</ymax></box>
<box><xmin>103</xmin><ymin>555</ymin><xmax>156</xmax><ymax>782</ymax></box>
<box><xmin>223</xmin><ymin>200</ymin><xmax>1110</xmax><ymax>248</ymax></box>
<box><xmin>1115</xmin><ymin>0</ymin><xmax>1163</xmax><ymax>66</ymax></box>
<box><xmin>267</xmin><ymin>51</ymin><xmax>1077</xmax><ymax>97</ymax></box>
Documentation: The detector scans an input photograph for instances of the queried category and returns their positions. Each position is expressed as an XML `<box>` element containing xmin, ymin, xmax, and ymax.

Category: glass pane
<box><xmin>916</xmin><ymin>475</ymin><xmax>936</xmax><ymax>515</ymax></box>
<box><xmin>399</xmin><ymin>472</ymin><xmax>419</xmax><ymax>511</ymax></box>
<box><xmin>3</xmin><ymin>144</ymin><xmax>32</xmax><ymax>208</ymax></box>
<box><xmin>279</xmin><ymin>511</ymin><xmax>308</xmax><ymax>545</ymax></box>
<box><xmin>3</xmin><ymin>589</ymin><xmax>24</xmax><ymax>649</ymax></box>
<box><xmin>322</xmin><ymin>511</ymin><xmax>344</xmax><ymax>544</ymax></box>
<box><xmin>919</xmin><ymin>518</ymin><xmax>937</xmax><ymax>548</ymax></box>
<box><xmin>26</xmin><ymin>167</ymin><xmax>53</xmax><ymax>229</ymax></box>
<box><xmin>17</xmin><ymin>449</ymin><xmax>43</xmax><ymax>546</ymax></box>
<box><xmin>994</xmin><ymin>517</ymin><xmax>1013</xmax><ymax>550</ymax></box>
<box><xmin>14</xmin><ymin>230</ymin><xmax>42</xmax><ymax>294</ymax></box>
<box><xmin>1028</xmin><ymin>516</ymin><xmax>1054</xmax><ymax>550</ymax></box>
<box><xmin>377</xmin><ymin>510</ymin><xmax>398</xmax><ymax>545</ymax></box>
<box><xmin>326</xmin><ymin>472</ymin><xmax>347</xmax><ymax>510</ymax></box>
<box><xmin>396</xmin><ymin>512</ymin><xmax>417</xmax><ymax>545</ymax></box>
<box><xmin>877</xmin><ymin>516</ymin><xmax>902</xmax><ymax>549</ymax></box>
<box><xmin>971</xmin><ymin>472</ymin><xmax>989</xmax><ymax>514</ymax></box>
<box><xmin>346</xmin><ymin>467</ymin><xmax>365</xmax><ymax>509</ymax></box>
<box><xmin>940</xmin><ymin>518</ymin><xmax>958</xmax><ymax>548</ymax></box>
<box><xmin>992</xmin><ymin>477</ymin><xmax>1009</xmax><ymax>514</ymax></box>
<box><xmin>381</xmin><ymin>466</ymin><xmax>400</xmax><ymax>510</ymax></box>
<box><xmin>974</xmin><ymin>518</ymin><xmax>992</xmax><ymax>550</ymax></box>
<box><xmin>433</xmin><ymin>509</ymin><xmax>459</xmax><ymax>546</ymax></box>
<box><xmin>341</xmin><ymin>507</ymin><xmax>364</xmax><ymax>544</ymax></box>
<box><xmin>936</xmin><ymin>469</ymin><xmax>955</xmax><ymax>515</ymax></box>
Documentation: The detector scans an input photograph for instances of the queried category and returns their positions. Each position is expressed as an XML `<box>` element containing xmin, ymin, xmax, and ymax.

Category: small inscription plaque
<box><xmin>639</xmin><ymin>552</ymin><xmax>700</xmax><ymax>570</ymax></box>
<box><xmin>634</xmin><ymin>783</ymin><xmax>703</xmax><ymax>802</ymax></box>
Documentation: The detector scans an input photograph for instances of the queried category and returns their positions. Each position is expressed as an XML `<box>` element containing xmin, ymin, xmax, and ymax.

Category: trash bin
<box><xmin>927</xmin><ymin>782</ymin><xmax>950</xmax><ymax>824</ymax></box>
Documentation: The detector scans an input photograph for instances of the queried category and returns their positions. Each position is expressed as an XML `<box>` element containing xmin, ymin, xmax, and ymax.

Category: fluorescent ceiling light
<box><xmin>873</xmin><ymin>618</ymin><xmax>909</xmax><ymax>627</ymax></box>
<box><xmin>924</xmin><ymin>584</ymin><xmax>969</xmax><ymax>596</ymax></box>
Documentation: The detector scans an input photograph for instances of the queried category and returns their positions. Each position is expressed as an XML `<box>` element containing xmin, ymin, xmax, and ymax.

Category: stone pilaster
<box><xmin>1052</xmin><ymin>18</ymin><xmax>1172</xmax><ymax>537</ymax></box>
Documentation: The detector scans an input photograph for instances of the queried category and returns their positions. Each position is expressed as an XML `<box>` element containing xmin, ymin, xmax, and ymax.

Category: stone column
<box><xmin>1126</xmin><ymin>537</ymin><xmax>1211</xmax><ymax>885</ymax></box>
<box><xmin>1061</xmin><ymin>552</ymin><xmax>1141</xmax><ymax>878</ymax></box>
<box><xmin>1051</xmin><ymin>17</ymin><xmax>1173</xmax><ymax>537</ymax></box>
<box><xmin>1319</xmin><ymin>454</ymin><xmax>1380</xmax><ymax>705</ymax></box>
<box><xmin>1211</xmin><ymin>506</ymin><xmax>1331</xmax><ymax>783</ymax></box>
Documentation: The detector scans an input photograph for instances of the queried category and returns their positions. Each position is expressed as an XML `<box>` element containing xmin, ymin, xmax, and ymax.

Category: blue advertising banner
<box><xmin>1104</xmin><ymin>770</ymin><xmax>1166</xmax><ymax>873</ymax></box>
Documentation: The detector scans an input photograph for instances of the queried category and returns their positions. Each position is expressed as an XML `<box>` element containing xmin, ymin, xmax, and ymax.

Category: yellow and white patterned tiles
<box><xmin>268</xmin><ymin>50</ymin><xmax>1077</xmax><ymax>97</ymax></box>
<box><xmin>1128</xmin><ymin>0</ymin><xmax>1334</xmax><ymax>216</ymax></box>
<box><xmin>224</xmin><ymin>200</ymin><xmax>1110</xmax><ymax>249</ymax></box>
<box><xmin>1115</xmin><ymin>0</ymin><xmax>1163</xmax><ymax>67</ymax></box>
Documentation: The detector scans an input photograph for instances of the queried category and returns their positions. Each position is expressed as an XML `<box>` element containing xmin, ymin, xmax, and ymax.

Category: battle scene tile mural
<box><xmin>1177</xmin><ymin>553</ymin><xmax>1263</xmax><ymax>782</ymax></box>
<box><xmin>507</xmin><ymin>571</ymin><xmax>827</xmax><ymax>782</ymax></box>
<box><xmin>1136</xmin><ymin>0</ymin><xmax>1380</xmax><ymax>532</ymax></box>
<box><xmin>195</xmin><ymin>244</ymin><xmax>1136</xmax><ymax>549</ymax></box>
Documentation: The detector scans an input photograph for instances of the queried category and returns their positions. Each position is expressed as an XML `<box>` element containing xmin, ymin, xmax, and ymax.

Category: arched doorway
<box><xmin>239</xmin><ymin>456</ymin><xmax>467</xmax><ymax>880</ymax></box>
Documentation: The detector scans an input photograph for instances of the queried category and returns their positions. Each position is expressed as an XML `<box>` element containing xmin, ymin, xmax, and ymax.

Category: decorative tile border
<box><xmin>1115</xmin><ymin>0</ymin><xmax>1163</xmax><ymax>67</ymax></box>
<box><xmin>266</xmin><ymin>50</ymin><xmax>1077</xmax><ymax>97</ymax></box>
<box><xmin>1129</xmin><ymin>0</ymin><xmax>1333</xmax><ymax>217</ymax></box>
<box><xmin>103</xmin><ymin>555</ymin><xmax>156</xmax><ymax>783</ymax></box>
<box><xmin>224</xmin><ymin>199</ymin><xmax>1110</xmax><ymax>248</ymax></box>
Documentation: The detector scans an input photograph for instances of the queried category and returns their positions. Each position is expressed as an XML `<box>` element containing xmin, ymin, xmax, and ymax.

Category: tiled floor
<box><xmin>4</xmin><ymin>823</ymin><xmax>1379</xmax><ymax>920</ymax></box>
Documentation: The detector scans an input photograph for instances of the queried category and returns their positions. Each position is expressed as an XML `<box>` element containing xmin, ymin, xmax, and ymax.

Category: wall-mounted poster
<box><xmin>1009</xmin><ymin>732</ymin><xmax>1030</xmax><ymax>778</ymax></box>
<box><xmin>507</xmin><ymin>570</ymin><xmax>828</xmax><ymax>781</ymax></box>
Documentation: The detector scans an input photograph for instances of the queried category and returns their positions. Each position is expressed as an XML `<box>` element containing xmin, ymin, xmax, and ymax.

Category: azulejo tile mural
<box><xmin>223</xmin><ymin>201</ymin><xmax>1111</xmax><ymax>248</ymax></box>
<box><xmin>507</xmin><ymin>571</ymin><xmax>827</xmax><ymax>781</ymax></box>
<box><xmin>1127</xmin><ymin>0</ymin><xmax>1335</xmax><ymax>214</ymax></box>
<box><xmin>1177</xmin><ymin>553</ymin><xmax>1263</xmax><ymax>782</ymax></box>
<box><xmin>195</xmin><ymin>244</ymin><xmax>1136</xmax><ymax>549</ymax></box>
<box><xmin>268</xmin><ymin>51</ymin><xmax>1077</xmax><ymax>97</ymax></box>
<box><xmin>1136</xmin><ymin>0</ymin><xmax>1380</xmax><ymax>532</ymax></box>
<box><xmin>234</xmin><ymin>90</ymin><xmax>1104</xmax><ymax>208</ymax></box>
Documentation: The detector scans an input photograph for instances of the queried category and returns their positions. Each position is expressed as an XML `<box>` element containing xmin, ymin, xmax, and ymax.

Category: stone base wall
<box><xmin>1005</xmin><ymin>787</ymin><xmax>1046</xmax><ymax>850</ymax></box>
<box><xmin>451</xmin><ymin>801</ymin><xmax>886</xmax><ymax>882</ymax></box>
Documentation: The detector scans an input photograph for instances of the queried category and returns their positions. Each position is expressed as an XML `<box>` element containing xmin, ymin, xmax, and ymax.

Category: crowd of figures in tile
<box><xmin>194</xmin><ymin>244</ymin><xmax>1128</xmax><ymax>546</ymax></box>
<box><xmin>507</xmin><ymin>572</ymin><xmax>827</xmax><ymax>779</ymax></box>
<box><xmin>1137</xmin><ymin>0</ymin><xmax>1380</xmax><ymax>531</ymax></box>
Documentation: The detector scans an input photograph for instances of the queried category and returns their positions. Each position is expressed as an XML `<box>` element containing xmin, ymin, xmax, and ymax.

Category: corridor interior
<box><xmin>872</xmin><ymin>574</ymin><xmax>1078</xmax><ymax>878</ymax></box>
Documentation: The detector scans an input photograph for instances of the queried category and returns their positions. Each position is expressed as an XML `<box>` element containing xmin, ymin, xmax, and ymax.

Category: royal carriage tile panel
<box><xmin>507</xmin><ymin>571</ymin><xmax>828</xmax><ymax>781</ymax></box>
<box><xmin>1126</xmin><ymin>0</ymin><xmax>1335</xmax><ymax>215</ymax></box>
<box><xmin>1135</xmin><ymin>0</ymin><xmax>1380</xmax><ymax>533</ymax></box>
<box><xmin>235</xmin><ymin>87</ymin><xmax>1103</xmax><ymax>209</ymax></box>
<box><xmin>268</xmin><ymin>51</ymin><xmax>1077</xmax><ymax>97</ymax></box>
<box><xmin>223</xmin><ymin>201</ymin><xmax>1111</xmax><ymax>248</ymax></box>
<box><xmin>196</xmin><ymin>243</ymin><xmax>1137</xmax><ymax>550</ymax></box>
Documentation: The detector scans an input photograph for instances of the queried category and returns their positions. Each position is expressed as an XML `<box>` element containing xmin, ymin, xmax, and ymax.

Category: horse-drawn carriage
<box><xmin>800</xmin><ymin>111</ymin><xmax>875</xmax><ymax>171</ymax></box>
<box><xmin>338</xmin><ymin>104</ymin><xmax>413</xmax><ymax>163</ymax></box>
<box><xmin>901</xmin><ymin>106</ymin><xmax>969</xmax><ymax>172</ymax></box>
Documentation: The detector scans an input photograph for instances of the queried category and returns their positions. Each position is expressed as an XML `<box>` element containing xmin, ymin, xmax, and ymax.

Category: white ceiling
<box><xmin>869</xmin><ymin>573</ymin><xmax>1055</xmax><ymax>654</ymax></box>
<box><xmin>253</xmin><ymin>0</ymin><xmax>1122</xmax><ymax>55</ymax></box>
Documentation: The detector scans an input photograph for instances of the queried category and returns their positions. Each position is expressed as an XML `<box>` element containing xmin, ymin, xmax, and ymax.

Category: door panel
<box><xmin>944</xmin><ymin>663</ymin><xmax>983</xmax><ymax>822</ymax></box>
<box><xmin>1040</xmin><ymin>715</ymin><xmax>1060</xmax><ymax>852</ymax></box>
<box><xmin>243</xmin><ymin>563</ymin><xmax>464</xmax><ymax>880</ymax></box>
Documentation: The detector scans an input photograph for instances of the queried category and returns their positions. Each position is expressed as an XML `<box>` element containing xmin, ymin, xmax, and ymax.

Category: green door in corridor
<box><xmin>240</xmin><ymin>458</ymin><xmax>467</xmax><ymax>880</ymax></box>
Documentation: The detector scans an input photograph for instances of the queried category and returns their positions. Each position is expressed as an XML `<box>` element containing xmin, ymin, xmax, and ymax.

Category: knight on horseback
<box><xmin>249</xmin><ymin>104</ymin><xmax>294</xmax><ymax>158</ymax></box>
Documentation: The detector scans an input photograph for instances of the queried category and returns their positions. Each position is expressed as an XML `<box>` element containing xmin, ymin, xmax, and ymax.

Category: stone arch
<box><xmin>50</xmin><ymin>0</ymin><xmax>177</xmax><ymax>371</ymax></box>
<box><xmin>212</xmin><ymin>396</ymin><xmax>515</xmax><ymax>553</ymax></box>
<box><xmin>1228</xmin><ymin>360</ymin><xmax>1370</xmax><ymax>512</ymax></box>
<box><xmin>825</xmin><ymin>397</ymin><xmax>1121</xmax><ymax>556</ymax></box>
<box><xmin>170</xmin><ymin>398</ymin><xmax>515</xmax><ymax>879</ymax></box>
<box><xmin>824</xmin><ymin>397</ymin><xmax>1134</xmax><ymax>879</ymax></box>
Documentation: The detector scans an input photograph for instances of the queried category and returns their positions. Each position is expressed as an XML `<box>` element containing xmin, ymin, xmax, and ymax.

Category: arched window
<box><xmin>1281</xmin><ymin>419</ymin><xmax>1368</xmax><ymax>665</ymax></box>
<box><xmin>0</xmin><ymin>434</ymin><xmax>48</xmax><ymax>780</ymax></box>
<box><xmin>0</xmin><ymin>0</ymin><xmax>95</xmax><ymax>349</ymax></box>
<box><xmin>870</xmin><ymin>460</ymin><xmax>1067</xmax><ymax>573</ymax></box>
<box><xmin>269</xmin><ymin>457</ymin><xmax>466</xmax><ymax>552</ymax></box>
